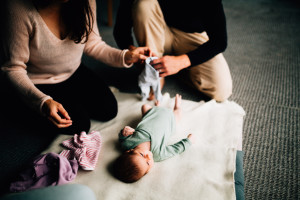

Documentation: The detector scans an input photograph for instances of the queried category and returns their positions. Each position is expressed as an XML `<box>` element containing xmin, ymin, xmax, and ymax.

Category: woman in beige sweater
<box><xmin>0</xmin><ymin>0</ymin><xmax>153</xmax><ymax>134</ymax></box>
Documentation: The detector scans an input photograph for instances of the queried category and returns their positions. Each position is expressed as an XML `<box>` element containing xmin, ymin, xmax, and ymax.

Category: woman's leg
<box><xmin>0</xmin><ymin>77</ymin><xmax>88</xmax><ymax>135</ymax></box>
<box><xmin>1</xmin><ymin>64</ymin><xmax>117</xmax><ymax>135</ymax></box>
<box><xmin>37</xmin><ymin>64</ymin><xmax>118</xmax><ymax>134</ymax></box>
<box><xmin>59</xmin><ymin>64</ymin><xmax>118</xmax><ymax>122</ymax></box>
<box><xmin>36</xmin><ymin>83</ymin><xmax>91</xmax><ymax>135</ymax></box>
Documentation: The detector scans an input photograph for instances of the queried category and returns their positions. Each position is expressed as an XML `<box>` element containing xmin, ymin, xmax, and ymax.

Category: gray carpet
<box><xmin>91</xmin><ymin>0</ymin><xmax>299</xmax><ymax>199</ymax></box>
<box><xmin>223</xmin><ymin>1</ymin><xmax>299</xmax><ymax>199</ymax></box>
<box><xmin>0</xmin><ymin>0</ymin><xmax>299</xmax><ymax>199</ymax></box>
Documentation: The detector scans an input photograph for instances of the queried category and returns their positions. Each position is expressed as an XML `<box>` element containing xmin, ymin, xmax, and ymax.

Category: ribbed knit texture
<box><xmin>60</xmin><ymin>131</ymin><xmax>102</xmax><ymax>170</ymax></box>
<box><xmin>1</xmin><ymin>0</ymin><xmax>129</xmax><ymax>113</ymax></box>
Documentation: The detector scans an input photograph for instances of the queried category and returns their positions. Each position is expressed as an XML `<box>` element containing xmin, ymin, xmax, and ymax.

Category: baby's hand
<box><xmin>187</xmin><ymin>134</ymin><xmax>196</xmax><ymax>144</ymax></box>
<box><xmin>122</xmin><ymin>126</ymin><xmax>135</xmax><ymax>137</ymax></box>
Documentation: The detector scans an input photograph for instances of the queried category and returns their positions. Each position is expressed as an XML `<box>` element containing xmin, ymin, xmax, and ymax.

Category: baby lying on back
<box><xmin>114</xmin><ymin>94</ymin><xmax>195</xmax><ymax>183</ymax></box>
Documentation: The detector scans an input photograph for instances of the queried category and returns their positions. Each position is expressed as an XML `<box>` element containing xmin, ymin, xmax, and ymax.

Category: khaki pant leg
<box><xmin>132</xmin><ymin>0</ymin><xmax>232</xmax><ymax>101</ymax></box>
<box><xmin>132</xmin><ymin>0</ymin><xmax>173</xmax><ymax>57</ymax></box>
<box><xmin>187</xmin><ymin>54</ymin><xmax>232</xmax><ymax>101</ymax></box>
<box><xmin>171</xmin><ymin>28</ymin><xmax>232</xmax><ymax>101</ymax></box>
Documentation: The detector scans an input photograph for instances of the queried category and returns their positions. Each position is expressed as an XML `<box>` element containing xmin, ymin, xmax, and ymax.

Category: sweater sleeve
<box><xmin>84</xmin><ymin>0</ymin><xmax>131</xmax><ymax>68</ymax></box>
<box><xmin>157</xmin><ymin>138</ymin><xmax>192</xmax><ymax>162</ymax></box>
<box><xmin>1</xmin><ymin>0</ymin><xmax>52</xmax><ymax>113</ymax></box>
<box><xmin>186</xmin><ymin>1</ymin><xmax>227</xmax><ymax>66</ymax></box>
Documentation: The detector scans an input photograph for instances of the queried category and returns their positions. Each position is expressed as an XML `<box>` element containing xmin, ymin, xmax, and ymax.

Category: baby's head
<box><xmin>114</xmin><ymin>149</ymin><xmax>154</xmax><ymax>183</ymax></box>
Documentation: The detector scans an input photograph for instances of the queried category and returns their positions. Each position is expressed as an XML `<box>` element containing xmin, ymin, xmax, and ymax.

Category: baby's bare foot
<box><xmin>155</xmin><ymin>100</ymin><xmax>160</xmax><ymax>106</ymax></box>
<box><xmin>174</xmin><ymin>94</ymin><xmax>182</xmax><ymax>111</ymax></box>
<box><xmin>174</xmin><ymin>94</ymin><xmax>182</xmax><ymax>122</ymax></box>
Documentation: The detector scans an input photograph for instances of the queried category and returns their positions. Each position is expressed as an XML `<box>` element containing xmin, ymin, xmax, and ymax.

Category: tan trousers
<box><xmin>132</xmin><ymin>0</ymin><xmax>232</xmax><ymax>101</ymax></box>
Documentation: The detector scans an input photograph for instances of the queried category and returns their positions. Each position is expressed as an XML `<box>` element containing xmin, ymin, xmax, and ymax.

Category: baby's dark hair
<box><xmin>113</xmin><ymin>152</ymin><xmax>146</xmax><ymax>183</ymax></box>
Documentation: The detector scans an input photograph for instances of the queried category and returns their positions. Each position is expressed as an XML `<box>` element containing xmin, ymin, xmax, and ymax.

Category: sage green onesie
<box><xmin>119</xmin><ymin>106</ymin><xmax>191</xmax><ymax>162</ymax></box>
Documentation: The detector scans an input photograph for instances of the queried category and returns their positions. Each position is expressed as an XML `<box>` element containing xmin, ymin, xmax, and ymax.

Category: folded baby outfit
<box><xmin>138</xmin><ymin>57</ymin><xmax>162</xmax><ymax>101</ymax></box>
<box><xmin>60</xmin><ymin>131</ymin><xmax>102</xmax><ymax>171</ymax></box>
<box><xmin>10</xmin><ymin>152</ymin><xmax>78</xmax><ymax>192</ymax></box>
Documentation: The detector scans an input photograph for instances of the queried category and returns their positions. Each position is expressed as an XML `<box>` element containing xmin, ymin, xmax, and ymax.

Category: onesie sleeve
<box><xmin>118</xmin><ymin>129</ymin><xmax>130</xmax><ymax>142</ymax></box>
<box><xmin>84</xmin><ymin>0</ymin><xmax>132</xmax><ymax>68</ymax></box>
<box><xmin>118</xmin><ymin>129</ymin><xmax>134</xmax><ymax>151</ymax></box>
<box><xmin>157</xmin><ymin>138</ymin><xmax>192</xmax><ymax>162</ymax></box>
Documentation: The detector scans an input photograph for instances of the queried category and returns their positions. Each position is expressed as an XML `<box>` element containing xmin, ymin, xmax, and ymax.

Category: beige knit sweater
<box><xmin>1</xmin><ymin>0</ymin><xmax>130</xmax><ymax>113</ymax></box>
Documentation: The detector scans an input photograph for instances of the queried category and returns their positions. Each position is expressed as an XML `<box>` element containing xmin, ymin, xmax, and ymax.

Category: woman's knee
<box><xmin>59</xmin><ymin>104</ymin><xmax>91</xmax><ymax>135</ymax></box>
<box><xmin>91</xmin><ymin>99</ymin><xmax>118</xmax><ymax>122</ymax></box>
<box><xmin>101</xmin><ymin>104</ymin><xmax>118</xmax><ymax>121</ymax></box>
<box><xmin>72</xmin><ymin>116</ymin><xmax>91</xmax><ymax>134</ymax></box>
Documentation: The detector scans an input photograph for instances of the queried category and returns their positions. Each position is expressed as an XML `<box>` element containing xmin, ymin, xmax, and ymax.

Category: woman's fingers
<box><xmin>51</xmin><ymin>110</ymin><xmax>72</xmax><ymax>124</ymax></box>
<box><xmin>125</xmin><ymin>46</ymin><xmax>156</xmax><ymax>65</ymax></box>
<box><xmin>138</xmin><ymin>54</ymin><xmax>148</xmax><ymax>60</ymax></box>
<box><xmin>43</xmin><ymin>99</ymin><xmax>72</xmax><ymax>128</ymax></box>
<box><xmin>57</xmin><ymin>103</ymin><xmax>71</xmax><ymax>120</ymax></box>
<box><xmin>142</xmin><ymin>47</ymin><xmax>156</xmax><ymax>57</ymax></box>
<box><xmin>48</xmin><ymin>116</ymin><xmax>72</xmax><ymax>128</ymax></box>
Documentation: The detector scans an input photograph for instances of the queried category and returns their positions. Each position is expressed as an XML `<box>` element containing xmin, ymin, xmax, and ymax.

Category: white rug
<box><xmin>44</xmin><ymin>90</ymin><xmax>245</xmax><ymax>200</ymax></box>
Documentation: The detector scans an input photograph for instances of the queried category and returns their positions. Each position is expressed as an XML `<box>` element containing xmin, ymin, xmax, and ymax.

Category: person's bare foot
<box><xmin>155</xmin><ymin>100</ymin><xmax>160</xmax><ymax>106</ymax></box>
<box><xmin>173</xmin><ymin>94</ymin><xmax>182</xmax><ymax>122</ymax></box>
<box><xmin>147</xmin><ymin>87</ymin><xmax>155</xmax><ymax>101</ymax></box>
<box><xmin>147</xmin><ymin>78</ymin><xmax>165</xmax><ymax>101</ymax></box>
<box><xmin>174</xmin><ymin>94</ymin><xmax>181</xmax><ymax>110</ymax></box>
<box><xmin>160</xmin><ymin>77</ymin><xmax>165</xmax><ymax>90</ymax></box>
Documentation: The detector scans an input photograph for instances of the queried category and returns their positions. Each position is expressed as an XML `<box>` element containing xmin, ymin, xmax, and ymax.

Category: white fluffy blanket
<box><xmin>44</xmin><ymin>90</ymin><xmax>245</xmax><ymax>200</ymax></box>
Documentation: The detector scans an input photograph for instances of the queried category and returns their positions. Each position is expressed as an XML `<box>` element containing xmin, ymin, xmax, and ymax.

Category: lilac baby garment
<box><xmin>10</xmin><ymin>152</ymin><xmax>78</xmax><ymax>192</ymax></box>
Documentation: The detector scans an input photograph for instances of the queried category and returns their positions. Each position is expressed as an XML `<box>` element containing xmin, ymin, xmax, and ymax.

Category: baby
<box><xmin>114</xmin><ymin>94</ymin><xmax>195</xmax><ymax>183</ymax></box>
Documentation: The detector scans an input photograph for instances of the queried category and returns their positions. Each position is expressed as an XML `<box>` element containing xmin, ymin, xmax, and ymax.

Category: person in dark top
<box><xmin>114</xmin><ymin>0</ymin><xmax>232</xmax><ymax>101</ymax></box>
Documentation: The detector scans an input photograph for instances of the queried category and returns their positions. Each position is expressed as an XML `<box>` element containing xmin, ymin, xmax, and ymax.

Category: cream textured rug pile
<box><xmin>44</xmin><ymin>89</ymin><xmax>245</xmax><ymax>200</ymax></box>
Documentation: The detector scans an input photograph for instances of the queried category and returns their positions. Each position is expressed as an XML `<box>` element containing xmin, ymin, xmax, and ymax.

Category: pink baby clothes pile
<box><xmin>60</xmin><ymin>131</ymin><xmax>102</xmax><ymax>170</ymax></box>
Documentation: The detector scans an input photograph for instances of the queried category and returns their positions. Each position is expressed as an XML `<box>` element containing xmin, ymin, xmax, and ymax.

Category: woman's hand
<box><xmin>125</xmin><ymin>46</ymin><xmax>155</xmax><ymax>65</ymax></box>
<box><xmin>42</xmin><ymin>99</ymin><xmax>72</xmax><ymax>128</ymax></box>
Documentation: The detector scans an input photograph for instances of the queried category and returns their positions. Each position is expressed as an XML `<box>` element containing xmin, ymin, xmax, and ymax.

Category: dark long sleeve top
<box><xmin>113</xmin><ymin>0</ymin><xmax>228</xmax><ymax>67</ymax></box>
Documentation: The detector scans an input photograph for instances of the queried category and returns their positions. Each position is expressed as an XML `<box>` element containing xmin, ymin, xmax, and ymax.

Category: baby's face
<box><xmin>127</xmin><ymin>149</ymin><xmax>154</xmax><ymax>173</ymax></box>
